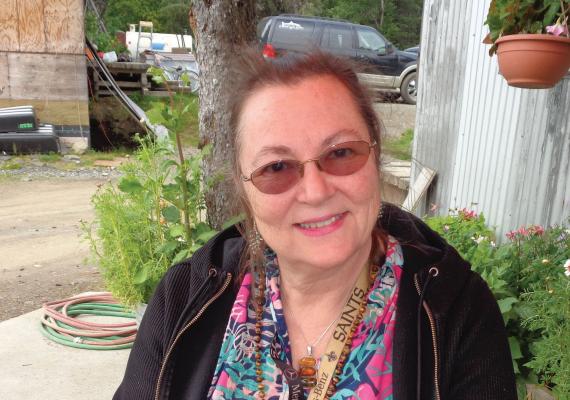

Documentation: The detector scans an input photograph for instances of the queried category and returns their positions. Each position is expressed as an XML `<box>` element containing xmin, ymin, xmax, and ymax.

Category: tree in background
<box><xmin>191</xmin><ymin>0</ymin><xmax>256</xmax><ymax>229</ymax></box>
<box><xmin>103</xmin><ymin>0</ymin><xmax>191</xmax><ymax>34</ymax></box>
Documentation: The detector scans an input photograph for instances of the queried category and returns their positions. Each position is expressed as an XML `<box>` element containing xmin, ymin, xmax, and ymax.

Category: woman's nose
<box><xmin>296</xmin><ymin>161</ymin><xmax>334</xmax><ymax>204</ymax></box>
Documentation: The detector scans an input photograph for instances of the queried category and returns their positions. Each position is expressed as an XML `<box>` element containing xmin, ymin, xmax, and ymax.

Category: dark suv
<box><xmin>257</xmin><ymin>15</ymin><xmax>419</xmax><ymax>104</ymax></box>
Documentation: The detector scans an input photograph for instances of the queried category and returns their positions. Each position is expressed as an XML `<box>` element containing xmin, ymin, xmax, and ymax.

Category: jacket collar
<box><xmin>381</xmin><ymin>203</ymin><xmax>472</xmax><ymax>316</ymax></box>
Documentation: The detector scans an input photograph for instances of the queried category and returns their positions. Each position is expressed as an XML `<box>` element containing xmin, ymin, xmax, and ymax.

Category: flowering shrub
<box><xmin>425</xmin><ymin>211</ymin><xmax>570</xmax><ymax>399</ymax></box>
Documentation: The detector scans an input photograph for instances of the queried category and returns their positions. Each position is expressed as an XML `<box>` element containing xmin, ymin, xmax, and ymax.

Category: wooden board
<box><xmin>45</xmin><ymin>0</ymin><xmax>84</xmax><ymax>54</ymax></box>
<box><xmin>402</xmin><ymin>167</ymin><xmax>437</xmax><ymax>212</ymax></box>
<box><xmin>7</xmin><ymin>53</ymin><xmax>87</xmax><ymax>101</ymax></box>
<box><xmin>0</xmin><ymin>99</ymin><xmax>89</xmax><ymax>126</ymax></box>
<box><xmin>0</xmin><ymin>0</ymin><xmax>20</xmax><ymax>52</ymax></box>
<box><xmin>0</xmin><ymin>53</ymin><xmax>10</xmax><ymax>99</ymax></box>
<box><xmin>17</xmin><ymin>0</ymin><xmax>47</xmax><ymax>53</ymax></box>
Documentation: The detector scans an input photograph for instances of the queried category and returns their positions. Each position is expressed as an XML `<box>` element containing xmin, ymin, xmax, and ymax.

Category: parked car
<box><xmin>257</xmin><ymin>15</ymin><xmax>419</xmax><ymax>104</ymax></box>
<box><xmin>404</xmin><ymin>46</ymin><xmax>420</xmax><ymax>55</ymax></box>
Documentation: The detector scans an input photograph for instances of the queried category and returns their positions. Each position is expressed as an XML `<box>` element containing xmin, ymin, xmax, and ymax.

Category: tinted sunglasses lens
<box><xmin>251</xmin><ymin>160</ymin><xmax>300</xmax><ymax>194</ymax></box>
<box><xmin>320</xmin><ymin>141</ymin><xmax>371</xmax><ymax>175</ymax></box>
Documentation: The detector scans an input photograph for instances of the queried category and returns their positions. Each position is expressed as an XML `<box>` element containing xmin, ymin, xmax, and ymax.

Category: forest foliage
<box><xmin>89</xmin><ymin>0</ymin><xmax>423</xmax><ymax>49</ymax></box>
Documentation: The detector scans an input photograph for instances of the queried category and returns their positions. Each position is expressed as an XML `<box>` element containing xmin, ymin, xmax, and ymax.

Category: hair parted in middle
<box><xmin>228</xmin><ymin>47</ymin><xmax>387</xmax><ymax>280</ymax></box>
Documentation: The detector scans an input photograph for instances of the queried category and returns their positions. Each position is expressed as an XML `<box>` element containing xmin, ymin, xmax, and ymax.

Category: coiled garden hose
<box><xmin>40</xmin><ymin>292</ymin><xmax>138</xmax><ymax>350</ymax></box>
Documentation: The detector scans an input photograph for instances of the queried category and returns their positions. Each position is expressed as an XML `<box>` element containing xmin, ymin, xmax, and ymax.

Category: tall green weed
<box><xmin>84</xmin><ymin>138</ymin><xmax>216</xmax><ymax>307</ymax></box>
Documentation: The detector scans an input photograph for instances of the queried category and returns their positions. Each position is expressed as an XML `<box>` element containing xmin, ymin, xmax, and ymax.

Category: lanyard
<box><xmin>272</xmin><ymin>264</ymin><xmax>370</xmax><ymax>400</ymax></box>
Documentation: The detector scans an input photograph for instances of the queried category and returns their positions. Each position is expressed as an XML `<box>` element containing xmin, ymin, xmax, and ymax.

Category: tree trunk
<box><xmin>191</xmin><ymin>0</ymin><xmax>256</xmax><ymax>230</ymax></box>
<box><xmin>379</xmin><ymin>0</ymin><xmax>385</xmax><ymax>28</ymax></box>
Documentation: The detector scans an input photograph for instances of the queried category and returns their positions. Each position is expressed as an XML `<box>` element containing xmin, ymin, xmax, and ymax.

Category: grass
<box><xmin>383</xmin><ymin>129</ymin><xmax>413</xmax><ymax>161</ymax></box>
<box><xmin>0</xmin><ymin>160</ymin><xmax>22</xmax><ymax>170</ymax></box>
<box><xmin>80</xmin><ymin>148</ymin><xmax>132</xmax><ymax>166</ymax></box>
<box><xmin>38</xmin><ymin>152</ymin><xmax>62</xmax><ymax>162</ymax></box>
<box><xmin>129</xmin><ymin>93</ymin><xmax>200</xmax><ymax>147</ymax></box>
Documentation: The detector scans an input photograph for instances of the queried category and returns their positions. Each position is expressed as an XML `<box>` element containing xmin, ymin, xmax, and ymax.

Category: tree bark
<box><xmin>191</xmin><ymin>0</ymin><xmax>256</xmax><ymax>230</ymax></box>
<box><xmin>379</xmin><ymin>0</ymin><xmax>385</xmax><ymax>28</ymax></box>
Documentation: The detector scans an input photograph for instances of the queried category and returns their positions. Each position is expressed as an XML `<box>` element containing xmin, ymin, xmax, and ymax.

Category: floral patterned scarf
<box><xmin>209</xmin><ymin>236</ymin><xmax>403</xmax><ymax>400</ymax></box>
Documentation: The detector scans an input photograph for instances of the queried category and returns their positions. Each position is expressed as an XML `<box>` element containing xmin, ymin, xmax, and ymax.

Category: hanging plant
<box><xmin>484</xmin><ymin>0</ymin><xmax>570</xmax><ymax>88</ymax></box>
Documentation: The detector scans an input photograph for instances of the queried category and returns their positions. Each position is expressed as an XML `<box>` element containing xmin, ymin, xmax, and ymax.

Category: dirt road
<box><xmin>0</xmin><ymin>179</ymin><xmax>105</xmax><ymax>321</ymax></box>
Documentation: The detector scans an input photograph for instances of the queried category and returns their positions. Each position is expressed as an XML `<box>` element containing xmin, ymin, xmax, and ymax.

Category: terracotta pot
<box><xmin>496</xmin><ymin>34</ymin><xmax>570</xmax><ymax>89</ymax></box>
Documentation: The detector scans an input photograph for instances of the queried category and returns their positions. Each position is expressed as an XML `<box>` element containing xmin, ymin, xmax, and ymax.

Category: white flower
<box><xmin>564</xmin><ymin>259</ymin><xmax>570</xmax><ymax>277</ymax></box>
<box><xmin>471</xmin><ymin>235</ymin><xmax>485</xmax><ymax>245</ymax></box>
<box><xmin>542</xmin><ymin>259</ymin><xmax>549</xmax><ymax>264</ymax></box>
<box><xmin>490</xmin><ymin>241</ymin><xmax>496</xmax><ymax>248</ymax></box>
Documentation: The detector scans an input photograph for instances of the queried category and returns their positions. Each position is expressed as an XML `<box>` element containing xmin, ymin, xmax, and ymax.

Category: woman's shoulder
<box><xmin>161</xmin><ymin>225</ymin><xmax>245</xmax><ymax>292</ymax></box>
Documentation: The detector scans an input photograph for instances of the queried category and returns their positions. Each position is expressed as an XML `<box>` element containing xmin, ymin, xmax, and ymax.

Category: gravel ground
<box><xmin>0</xmin><ymin>156</ymin><xmax>123</xmax><ymax>181</ymax></box>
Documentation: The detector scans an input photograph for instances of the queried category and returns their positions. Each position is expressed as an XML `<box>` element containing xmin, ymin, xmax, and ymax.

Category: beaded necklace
<box><xmin>253</xmin><ymin>263</ymin><xmax>380</xmax><ymax>400</ymax></box>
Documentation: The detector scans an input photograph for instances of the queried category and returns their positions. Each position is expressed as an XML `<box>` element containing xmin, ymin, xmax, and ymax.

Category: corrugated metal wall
<box><xmin>414</xmin><ymin>0</ymin><xmax>570</xmax><ymax>239</ymax></box>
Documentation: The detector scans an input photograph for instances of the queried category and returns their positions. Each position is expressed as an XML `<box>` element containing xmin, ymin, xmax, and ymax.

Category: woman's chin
<box><xmin>276</xmin><ymin>239</ymin><xmax>369</xmax><ymax>273</ymax></box>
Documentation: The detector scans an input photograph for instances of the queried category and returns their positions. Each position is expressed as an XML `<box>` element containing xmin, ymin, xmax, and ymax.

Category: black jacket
<box><xmin>114</xmin><ymin>204</ymin><xmax>516</xmax><ymax>400</ymax></box>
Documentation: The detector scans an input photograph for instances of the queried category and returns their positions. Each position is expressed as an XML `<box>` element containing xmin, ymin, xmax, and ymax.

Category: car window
<box><xmin>257</xmin><ymin>18</ymin><xmax>271</xmax><ymax>40</ymax></box>
<box><xmin>320</xmin><ymin>24</ymin><xmax>353</xmax><ymax>50</ymax></box>
<box><xmin>272</xmin><ymin>20</ymin><xmax>316</xmax><ymax>45</ymax></box>
<box><xmin>356</xmin><ymin>29</ymin><xmax>386</xmax><ymax>53</ymax></box>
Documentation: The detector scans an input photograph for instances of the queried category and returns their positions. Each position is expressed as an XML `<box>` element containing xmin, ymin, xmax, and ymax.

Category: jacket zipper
<box><xmin>414</xmin><ymin>272</ymin><xmax>441</xmax><ymax>400</ymax></box>
<box><xmin>154</xmin><ymin>271</ymin><xmax>233</xmax><ymax>400</ymax></box>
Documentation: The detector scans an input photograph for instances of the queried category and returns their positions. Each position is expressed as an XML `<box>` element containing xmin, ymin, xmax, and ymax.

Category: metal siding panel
<box><xmin>413</xmin><ymin>0</ymin><xmax>471</xmax><ymax>215</ymax></box>
<box><xmin>415</xmin><ymin>0</ymin><xmax>569</xmax><ymax>240</ymax></box>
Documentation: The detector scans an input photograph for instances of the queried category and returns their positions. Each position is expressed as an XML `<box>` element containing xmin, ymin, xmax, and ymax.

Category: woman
<box><xmin>114</xmin><ymin>51</ymin><xmax>516</xmax><ymax>400</ymax></box>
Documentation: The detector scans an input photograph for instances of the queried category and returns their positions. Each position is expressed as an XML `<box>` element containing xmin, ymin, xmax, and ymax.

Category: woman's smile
<box><xmin>294</xmin><ymin>211</ymin><xmax>347</xmax><ymax>236</ymax></box>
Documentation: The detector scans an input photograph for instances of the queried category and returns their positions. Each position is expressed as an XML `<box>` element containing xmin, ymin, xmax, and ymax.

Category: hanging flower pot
<box><xmin>495</xmin><ymin>34</ymin><xmax>570</xmax><ymax>89</ymax></box>
<box><xmin>484</xmin><ymin>0</ymin><xmax>570</xmax><ymax>89</ymax></box>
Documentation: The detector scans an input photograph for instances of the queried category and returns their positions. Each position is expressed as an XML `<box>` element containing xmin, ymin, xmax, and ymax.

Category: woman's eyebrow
<box><xmin>321</xmin><ymin>129</ymin><xmax>361</xmax><ymax>147</ymax></box>
<box><xmin>252</xmin><ymin>145</ymin><xmax>292</xmax><ymax>166</ymax></box>
<box><xmin>251</xmin><ymin>129</ymin><xmax>361</xmax><ymax>167</ymax></box>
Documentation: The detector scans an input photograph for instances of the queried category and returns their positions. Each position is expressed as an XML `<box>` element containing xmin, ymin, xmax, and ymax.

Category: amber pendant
<box><xmin>298</xmin><ymin>347</ymin><xmax>318</xmax><ymax>387</ymax></box>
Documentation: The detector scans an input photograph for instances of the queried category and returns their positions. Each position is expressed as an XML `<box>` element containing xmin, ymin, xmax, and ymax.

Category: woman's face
<box><xmin>238</xmin><ymin>75</ymin><xmax>381</xmax><ymax>271</ymax></box>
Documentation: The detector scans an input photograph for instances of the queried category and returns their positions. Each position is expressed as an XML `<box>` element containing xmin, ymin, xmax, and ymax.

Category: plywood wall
<box><xmin>18</xmin><ymin>0</ymin><xmax>47</xmax><ymax>53</ymax></box>
<box><xmin>0</xmin><ymin>0</ymin><xmax>19</xmax><ymax>52</ymax></box>
<box><xmin>45</xmin><ymin>0</ymin><xmax>84</xmax><ymax>54</ymax></box>
<box><xmin>0</xmin><ymin>0</ymin><xmax>83</xmax><ymax>54</ymax></box>
<box><xmin>7</xmin><ymin>53</ymin><xmax>88</xmax><ymax>101</ymax></box>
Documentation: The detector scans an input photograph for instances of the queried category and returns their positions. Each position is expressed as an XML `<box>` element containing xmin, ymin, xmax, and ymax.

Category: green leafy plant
<box><xmin>85</xmin><ymin>11</ymin><xmax>128</xmax><ymax>54</ymax></box>
<box><xmin>83</xmin><ymin>67</ymin><xmax>217</xmax><ymax>307</ymax></box>
<box><xmin>484</xmin><ymin>0</ymin><xmax>570</xmax><ymax>55</ymax></box>
<box><xmin>426</xmin><ymin>210</ymin><xmax>570</xmax><ymax>398</ymax></box>
<box><xmin>84</xmin><ymin>137</ymin><xmax>216</xmax><ymax>307</ymax></box>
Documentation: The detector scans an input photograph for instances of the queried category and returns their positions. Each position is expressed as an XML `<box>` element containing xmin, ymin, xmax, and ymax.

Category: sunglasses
<box><xmin>241</xmin><ymin>140</ymin><xmax>377</xmax><ymax>194</ymax></box>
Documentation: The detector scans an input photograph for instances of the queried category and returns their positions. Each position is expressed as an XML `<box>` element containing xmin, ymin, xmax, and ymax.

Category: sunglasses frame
<box><xmin>241</xmin><ymin>140</ymin><xmax>377</xmax><ymax>193</ymax></box>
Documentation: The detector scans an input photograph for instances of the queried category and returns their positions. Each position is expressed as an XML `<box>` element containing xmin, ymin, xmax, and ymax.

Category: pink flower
<box><xmin>546</xmin><ymin>18</ymin><xmax>569</xmax><ymax>37</ymax></box>
<box><xmin>527</xmin><ymin>225</ymin><xmax>545</xmax><ymax>236</ymax></box>
<box><xmin>506</xmin><ymin>230</ymin><xmax>517</xmax><ymax>241</ymax></box>
<box><xmin>459</xmin><ymin>208</ymin><xmax>477</xmax><ymax>220</ymax></box>
<box><xmin>564</xmin><ymin>259</ymin><xmax>570</xmax><ymax>277</ymax></box>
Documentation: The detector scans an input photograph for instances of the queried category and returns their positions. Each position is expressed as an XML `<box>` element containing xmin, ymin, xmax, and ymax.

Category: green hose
<box><xmin>40</xmin><ymin>293</ymin><xmax>138</xmax><ymax>350</ymax></box>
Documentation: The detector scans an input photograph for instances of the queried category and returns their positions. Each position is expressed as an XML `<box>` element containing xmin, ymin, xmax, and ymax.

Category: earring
<box><xmin>377</xmin><ymin>204</ymin><xmax>384</xmax><ymax>221</ymax></box>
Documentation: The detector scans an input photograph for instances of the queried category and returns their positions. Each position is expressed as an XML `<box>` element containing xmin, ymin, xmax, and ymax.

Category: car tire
<box><xmin>400</xmin><ymin>71</ymin><xmax>417</xmax><ymax>105</ymax></box>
